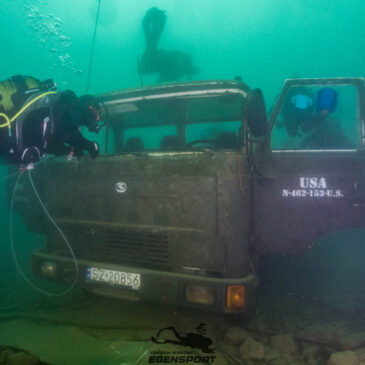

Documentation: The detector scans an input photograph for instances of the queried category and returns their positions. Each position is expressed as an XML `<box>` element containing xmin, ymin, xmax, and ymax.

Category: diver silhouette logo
<box><xmin>151</xmin><ymin>323</ymin><xmax>215</xmax><ymax>353</ymax></box>
<box><xmin>115</xmin><ymin>182</ymin><xmax>127</xmax><ymax>193</ymax></box>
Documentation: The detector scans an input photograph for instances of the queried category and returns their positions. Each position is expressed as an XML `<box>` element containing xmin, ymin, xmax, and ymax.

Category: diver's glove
<box><xmin>67</xmin><ymin>147</ymin><xmax>82</xmax><ymax>160</ymax></box>
<box><xmin>89</xmin><ymin>142</ymin><xmax>99</xmax><ymax>158</ymax></box>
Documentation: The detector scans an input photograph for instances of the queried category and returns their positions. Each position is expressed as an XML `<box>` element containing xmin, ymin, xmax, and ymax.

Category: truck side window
<box><xmin>271</xmin><ymin>85</ymin><xmax>360</xmax><ymax>151</ymax></box>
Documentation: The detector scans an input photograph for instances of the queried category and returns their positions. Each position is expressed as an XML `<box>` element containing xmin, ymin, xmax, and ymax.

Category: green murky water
<box><xmin>0</xmin><ymin>1</ymin><xmax>365</xmax><ymax>364</ymax></box>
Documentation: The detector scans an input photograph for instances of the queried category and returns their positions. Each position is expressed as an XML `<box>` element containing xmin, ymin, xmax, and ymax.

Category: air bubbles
<box><xmin>56</xmin><ymin>53</ymin><xmax>83</xmax><ymax>75</ymax></box>
<box><xmin>22</xmin><ymin>0</ymin><xmax>82</xmax><ymax>76</ymax></box>
<box><xmin>58</xmin><ymin>53</ymin><xmax>71</xmax><ymax>65</ymax></box>
<box><xmin>58</xmin><ymin>34</ymin><xmax>71</xmax><ymax>47</ymax></box>
<box><xmin>54</xmin><ymin>18</ymin><xmax>63</xmax><ymax>28</ymax></box>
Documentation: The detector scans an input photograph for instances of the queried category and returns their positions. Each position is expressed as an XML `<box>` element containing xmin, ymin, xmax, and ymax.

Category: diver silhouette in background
<box><xmin>138</xmin><ymin>7</ymin><xmax>199</xmax><ymax>83</ymax></box>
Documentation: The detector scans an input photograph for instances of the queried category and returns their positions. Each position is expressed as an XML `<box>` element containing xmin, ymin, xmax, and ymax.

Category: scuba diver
<box><xmin>300</xmin><ymin>87</ymin><xmax>354</xmax><ymax>149</ymax></box>
<box><xmin>138</xmin><ymin>7</ymin><xmax>199</xmax><ymax>83</ymax></box>
<box><xmin>280</xmin><ymin>87</ymin><xmax>315</xmax><ymax>137</ymax></box>
<box><xmin>0</xmin><ymin>75</ymin><xmax>102</xmax><ymax>168</ymax></box>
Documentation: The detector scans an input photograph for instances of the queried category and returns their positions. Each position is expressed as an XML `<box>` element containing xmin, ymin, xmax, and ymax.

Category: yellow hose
<box><xmin>0</xmin><ymin>91</ymin><xmax>57</xmax><ymax>129</ymax></box>
<box><xmin>0</xmin><ymin>113</ymin><xmax>11</xmax><ymax>128</ymax></box>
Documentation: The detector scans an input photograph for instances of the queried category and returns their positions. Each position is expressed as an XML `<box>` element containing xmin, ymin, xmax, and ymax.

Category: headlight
<box><xmin>41</xmin><ymin>261</ymin><xmax>57</xmax><ymax>278</ymax></box>
<box><xmin>185</xmin><ymin>284</ymin><xmax>215</xmax><ymax>305</ymax></box>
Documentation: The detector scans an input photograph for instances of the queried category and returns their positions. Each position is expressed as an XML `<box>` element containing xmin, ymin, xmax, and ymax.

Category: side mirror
<box><xmin>246</xmin><ymin>88</ymin><xmax>268</xmax><ymax>137</ymax></box>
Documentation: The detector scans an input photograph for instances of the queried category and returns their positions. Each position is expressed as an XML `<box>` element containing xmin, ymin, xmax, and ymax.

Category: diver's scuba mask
<box><xmin>71</xmin><ymin>94</ymin><xmax>105</xmax><ymax>133</ymax></box>
<box><xmin>87</xmin><ymin>105</ymin><xmax>104</xmax><ymax>133</ymax></box>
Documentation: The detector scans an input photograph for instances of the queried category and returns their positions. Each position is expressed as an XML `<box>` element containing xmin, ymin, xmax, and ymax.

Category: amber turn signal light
<box><xmin>226</xmin><ymin>285</ymin><xmax>245</xmax><ymax>309</ymax></box>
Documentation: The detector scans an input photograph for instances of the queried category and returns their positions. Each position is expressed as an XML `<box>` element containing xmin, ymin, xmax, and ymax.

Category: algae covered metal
<box><xmin>10</xmin><ymin>78</ymin><xmax>365</xmax><ymax>314</ymax></box>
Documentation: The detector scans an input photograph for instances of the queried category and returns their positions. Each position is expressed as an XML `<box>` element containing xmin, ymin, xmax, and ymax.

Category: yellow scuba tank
<box><xmin>0</xmin><ymin>75</ymin><xmax>52</xmax><ymax>118</ymax></box>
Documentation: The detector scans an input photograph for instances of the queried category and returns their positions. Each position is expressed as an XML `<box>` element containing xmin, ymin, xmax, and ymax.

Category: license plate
<box><xmin>87</xmin><ymin>267</ymin><xmax>141</xmax><ymax>290</ymax></box>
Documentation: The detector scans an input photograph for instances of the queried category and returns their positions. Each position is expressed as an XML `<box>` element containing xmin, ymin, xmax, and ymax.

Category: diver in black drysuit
<box><xmin>0</xmin><ymin>87</ymin><xmax>102</xmax><ymax>167</ymax></box>
<box><xmin>138</xmin><ymin>7</ymin><xmax>199</xmax><ymax>83</ymax></box>
<box><xmin>19</xmin><ymin>91</ymin><xmax>101</xmax><ymax>166</ymax></box>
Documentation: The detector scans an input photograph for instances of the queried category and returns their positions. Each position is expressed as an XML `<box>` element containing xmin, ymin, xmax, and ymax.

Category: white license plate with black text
<box><xmin>87</xmin><ymin>267</ymin><xmax>141</xmax><ymax>290</ymax></box>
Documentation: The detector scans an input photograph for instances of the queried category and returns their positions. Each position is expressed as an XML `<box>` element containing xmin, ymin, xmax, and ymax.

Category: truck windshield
<box><xmin>186</xmin><ymin>121</ymin><xmax>241</xmax><ymax>149</ymax></box>
<box><xmin>109</xmin><ymin>92</ymin><xmax>244</xmax><ymax>152</ymax></box>
<box><xmin>271</xmin><ymin>84</ymin><xmax>360</xmax><ymax>151</ymax></box>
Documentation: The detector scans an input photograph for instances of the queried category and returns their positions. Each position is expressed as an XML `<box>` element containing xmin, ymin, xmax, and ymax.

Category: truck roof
<box><xmin>97</xmin><ymin>80</ymin><xmax>251</xmax><ymax>104</ymax></box>
<box><xmin>282</xmin><ymin>77</ymin><xmax>365</xmax><ymax>87</ymax></box>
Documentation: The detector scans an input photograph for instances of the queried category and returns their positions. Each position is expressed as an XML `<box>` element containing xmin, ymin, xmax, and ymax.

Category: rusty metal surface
<box><xmin>21</xmin><ymin>151</ymin><xmax>253</xmax><ymax>278</ymax></box>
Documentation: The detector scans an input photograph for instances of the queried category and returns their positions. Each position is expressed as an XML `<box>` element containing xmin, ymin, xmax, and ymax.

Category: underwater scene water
<box><xmin>1</xmin><ymin>0</ymin><xmax>365</xmax><ymax>364</ymax></box>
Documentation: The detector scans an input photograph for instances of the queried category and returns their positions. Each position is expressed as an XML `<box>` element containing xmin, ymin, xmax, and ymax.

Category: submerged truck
<box><xmin>11</xmin><ymin>78</ymin><xmax>365</xmax><ymax>314</ymax></box>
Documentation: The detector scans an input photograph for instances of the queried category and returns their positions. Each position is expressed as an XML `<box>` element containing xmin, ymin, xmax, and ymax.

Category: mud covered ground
<box><xmin>1</xmin><ymin>230</ymin><xmax>364</xmax><ymax>365</ymax></box>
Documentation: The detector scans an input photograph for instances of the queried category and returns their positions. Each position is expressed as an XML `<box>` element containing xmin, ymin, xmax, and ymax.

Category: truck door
<box><xmin>253</xmin><ymin>78</ymin><xmax>365</xmax><ymax>255</ymax></box>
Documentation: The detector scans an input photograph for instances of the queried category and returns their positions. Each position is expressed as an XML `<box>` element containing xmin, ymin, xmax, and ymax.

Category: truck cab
<box><xmin>11</xmin><ymin>78</ymin><xmax>365</xmax><ymax>314</ymax></box>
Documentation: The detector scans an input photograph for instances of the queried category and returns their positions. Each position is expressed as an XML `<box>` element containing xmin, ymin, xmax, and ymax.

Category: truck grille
<box><xmin>55</xmin><ymin>229</ymin><xmax>170</xmax><ymax>270</ymax></box>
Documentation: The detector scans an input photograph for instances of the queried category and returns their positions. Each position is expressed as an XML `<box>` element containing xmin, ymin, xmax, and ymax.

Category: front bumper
<box><xmin>32</xmin><ymin>251</ymin><xmax>258</xmax><ymax>314</ymax></box>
